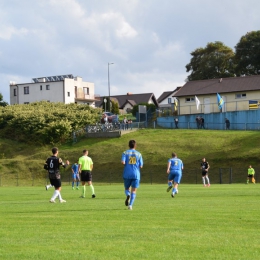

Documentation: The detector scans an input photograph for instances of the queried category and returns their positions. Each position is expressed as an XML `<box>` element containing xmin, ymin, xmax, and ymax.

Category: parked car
<box><xmin>101</xmin><ymin>112</ymin><xmax>118</xmax><ymax>123</ymax></box>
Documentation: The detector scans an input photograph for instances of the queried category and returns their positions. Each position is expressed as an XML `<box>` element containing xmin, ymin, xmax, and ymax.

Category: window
<box><xmin>185</xmin><ymin>97</ymin><xmax>195</xmax><ymax>102</ymax></box>
<box><xmin>46</xmin><ymin>85</ymin><xmax>50</xmax><ymax>90</ymax></box>
<box><xmin>235</xmin><ymin>93</ymin><xmax>246</xmax><ymax>99</ymax></box>
<box><xmin>24</xmin><ymin>86</ymin><xmax>29</xmax><ymax>94</ymax></box>
<box><xmin>168</xmin><ymin>98</ymin><xmax>171</xmax><ymax>104</ymax></box>
<box><xmin>40</xmin><ymin>85</ymin><xmax>42</xmax><ymax>90</ymax></box>
<box><xmin>67</xmin><ymin>92</ymin><xmax>70</xmax><ymax>97</ymax></box>
<box><xmin>83</xmin><ymin>87</ymin><xmax>89</xmax><ymax>95</ymax></box>
<box><xmin>14</xmin><ymin>89</ymin><xmax>17</xmax><ymax>96</ymax></box>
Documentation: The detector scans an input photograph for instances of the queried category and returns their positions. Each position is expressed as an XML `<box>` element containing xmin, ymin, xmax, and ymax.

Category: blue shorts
<box><xmin>168</xmin><ymin>172</ymin><xmax>182</xmax><ymax>184</ymax></box>
<box><xmin>124</xmin><ymin>179</ymin><xmax>140</xmax><ymax>189</ymax></box>
<box><xmin>72</xmin><ymin>173</ymin><xmax>80</xmax><ymax>180</ymax></box>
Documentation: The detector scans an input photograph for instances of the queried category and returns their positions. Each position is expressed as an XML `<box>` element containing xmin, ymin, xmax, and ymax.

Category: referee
<box><xmin>78</xmin><ymin>149</ymin><xmax>95</xmax><ymax>198</ymax></box>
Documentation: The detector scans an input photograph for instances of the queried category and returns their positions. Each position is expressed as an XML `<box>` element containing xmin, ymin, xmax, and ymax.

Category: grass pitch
<box><xmin>1</xmin><ymin>184</ymin><xmax>260</xmax><ymax>260</ymax></box>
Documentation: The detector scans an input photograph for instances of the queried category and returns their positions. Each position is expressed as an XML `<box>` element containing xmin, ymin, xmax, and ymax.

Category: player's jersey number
<box><xmin>129</xmin><ymin>156</ymin><xmax>136</xmax><ymax>164</ymax></box>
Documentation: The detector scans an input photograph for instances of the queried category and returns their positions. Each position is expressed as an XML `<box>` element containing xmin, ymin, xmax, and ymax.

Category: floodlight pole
<box><xmin>108</xmin><ymin>62</ymin><xmax>114</xmax><ymax>112</ymax></box>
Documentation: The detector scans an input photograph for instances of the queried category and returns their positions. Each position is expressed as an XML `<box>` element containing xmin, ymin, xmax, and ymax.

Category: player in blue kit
<box><xmin>71</xmin><ymin>163</ymin><xmax>80</xmax><ymax>190</ymax></box>
<box><xmin>121</xmin><ymin>140</ymin><xmax>143</xmax><ymax>210</ymax></box>
<box><xmin>166</xmin><ymin>152</ymin><xmax>184</xmax><ymax>198</ymax></box>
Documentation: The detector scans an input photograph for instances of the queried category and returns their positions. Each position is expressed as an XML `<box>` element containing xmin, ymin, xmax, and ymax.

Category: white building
<box><xmin>157</xmin><ymin>87</ymin><xmax>181</xmax><ymax>110</ymax></box>
<box><xmin>9</xmin><ymin>74</ymin><xmax>99</xmax><ymax>106</ymax></box>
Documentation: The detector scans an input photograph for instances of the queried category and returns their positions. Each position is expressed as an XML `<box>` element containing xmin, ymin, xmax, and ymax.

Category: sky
<box><xmin>0</xmin><ymin>0</ymin><xmax>260</xmax><ymax>103</ymax></box>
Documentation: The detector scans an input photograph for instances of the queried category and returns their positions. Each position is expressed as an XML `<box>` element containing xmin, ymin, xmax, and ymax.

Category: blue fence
<box><xmin>157</xmin><ymin>110</ymin><xmax>260</xmax><ymax>130</ymax></box>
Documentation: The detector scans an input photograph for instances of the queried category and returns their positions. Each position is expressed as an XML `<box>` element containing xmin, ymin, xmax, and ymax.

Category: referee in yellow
<box><xmin>78</xmin><ymin>149</ymin><xmax>96</xmax><ymax>198</ymax></box>
<box><xmin>247</xmin><ymin>165</ymin><xmax>255</xmax><ymax>184</ymax></box>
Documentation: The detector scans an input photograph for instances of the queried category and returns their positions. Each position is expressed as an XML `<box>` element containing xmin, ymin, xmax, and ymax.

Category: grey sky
<box><xmin>0</xmin><ymin>0</ymin><xmax>260</xmax><ymax>103</ymax></box>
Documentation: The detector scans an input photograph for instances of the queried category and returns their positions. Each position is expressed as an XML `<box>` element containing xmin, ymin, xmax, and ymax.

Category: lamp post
<box><xmin>104</xmin><ymin>98</ymin><xmax>107</xmax><ymax>112</ymax></box>
<box><xmin>108</xmin><ymin>62</ymin><xmax>114</xmax><ymax>112</ymax></box>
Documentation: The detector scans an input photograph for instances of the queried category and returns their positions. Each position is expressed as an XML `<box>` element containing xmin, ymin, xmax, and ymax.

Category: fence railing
<box><xmin>152</xmin><ymin>121</ymin><xmax>260</xmax><ymax>131</ymax></box>
<box><xmin>0</xmin><ymin>168</ymin><xmax>256</xmax><ymax>186</ymax></box>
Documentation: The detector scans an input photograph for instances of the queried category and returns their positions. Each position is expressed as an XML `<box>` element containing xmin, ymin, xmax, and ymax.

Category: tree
<box><xmin>0</xmin><ymin>93</ymin><xmax>8</xmax><ymax>107</ymax></box>
<box><xmin>234</xmin><ymin>31</ymin><xmax>260</xmax><ymax>76</ymax></box>
<box><xmin>186</xmin><ymin>41</ymin><xmax>235</xmax><ymax>81</ymax></box>
<box><xmin>111</xmin><ymin>100</ymin><xmax>119</xmax><ymax>115</ymax></box>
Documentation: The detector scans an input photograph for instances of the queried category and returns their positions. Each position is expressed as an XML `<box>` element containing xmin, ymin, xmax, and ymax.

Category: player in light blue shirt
<box><xmin>166</xmin><ymin>152</ymin><xmax>184</xmax><ymax>198</ymax></box>
<box><xmin>121</xmin><ymin>140</ymin><xmax>143</xmax><ymax>210</ymax></box>
<box><xmin>71</xmin><ymin>163</ymin><xmax>80</xmax><ymax>190</ymax></box>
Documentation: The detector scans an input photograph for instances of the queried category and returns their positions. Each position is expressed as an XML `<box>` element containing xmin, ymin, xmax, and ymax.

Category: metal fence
<box><xmin>0</xmin><ymin>168</ymin><xmax>257</xmax><ymax>186</ymax></box>
<box><xmin>149</xmin><ymin>121</ymin><xmax>260</xmax><ymax>130</ymax></box>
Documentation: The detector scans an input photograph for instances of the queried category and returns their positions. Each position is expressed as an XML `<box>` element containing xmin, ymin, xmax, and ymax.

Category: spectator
<box><xmin>200</xmin><ymin>117</ymin><xmax>205</xmax><ymax>129</ymax></box>
<box><xmin>123</xmin><ymin>116</ymin><xmax>128</xmax><ymax>130</ymax></box>
<box><xmin>174</xmin><ymin>118</ymin><xmax>179</xmax><ymax>129</ymax></box>
<box><xmin>225</xmin><ymin>118</ymin><xmax>230</xmax><ymax>130</ymax></box>
<box><xmin>196</xmin><ymin>116</ymin><xmax>201</xmax><ymax>129</ymax></box>
<box><xmin>128</xmin><ymin>119</ymin><xmax>133</xmax><ymax>130</ymax></box>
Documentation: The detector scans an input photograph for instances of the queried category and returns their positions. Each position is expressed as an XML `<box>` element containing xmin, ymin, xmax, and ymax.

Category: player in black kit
<box><xmin>201</xmin><ymin>158</ymin><xmax>210</xmax><ymax>187</ymax></box>
<box><xmin>44</xmin><ymin>147</ymin><xmax>70</xmax><ymax>203</ymax></box>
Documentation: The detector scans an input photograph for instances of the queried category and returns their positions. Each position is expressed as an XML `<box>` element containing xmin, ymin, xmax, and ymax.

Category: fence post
<box><xmin>229</xmin><ymin>167</ymin><xmax>232</xmax><ymax>184</ymax></box>
<box><xmin>219</xmin><ymin>168</ymin><xmax>222</xmax><ymax>184</ymax></box>
<box><xmin>17</xmin><ymin>172</ymin><xmax>19</xmax><ymax>186</ymax></box>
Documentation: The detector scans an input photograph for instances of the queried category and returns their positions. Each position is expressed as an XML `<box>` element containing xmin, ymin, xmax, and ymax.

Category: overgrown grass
<box><xmin>0</xmin><ymin>184</ymin><xmax>260</xmax><ymax>259</ymax></box>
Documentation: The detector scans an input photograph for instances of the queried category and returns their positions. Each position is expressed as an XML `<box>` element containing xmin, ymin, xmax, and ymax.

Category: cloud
<box><xmin>1</xmin><ymin>0</ymin><xmax>260</xmax><ymax>104</ymax></box>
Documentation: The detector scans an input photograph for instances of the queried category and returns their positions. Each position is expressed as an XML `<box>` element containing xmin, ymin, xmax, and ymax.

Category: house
<box><xmin>174</xmin><ymin>75</ymin><xmax>260</xmax><ymax>115</ymax></box>
<box><xmin>157</xmin><ymin>87</ymin><xmax>182</xmax><ymax>110</ymax></box>
<box><xmin>9</xmin><ymin>74</ymin><xmax>100</xmax><ymax>106</ymax></box>
<box><xmin>96</xmin><ymin>93</ymin><xmax>159</xmax><ymax>113</ymax></box>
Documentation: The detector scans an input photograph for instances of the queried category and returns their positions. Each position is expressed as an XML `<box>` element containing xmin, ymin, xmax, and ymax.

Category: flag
<box><xmin>174</xmin><ymin>99</ymin><xmax>178</xmax><ymax>111</ymax></box>
<box><xmin>217</xmin><ymin>93</ymin><xmax>224</xmax><ymax>110</ymax></box>
<box><xmin>195</xmin><ymin>96</ymin><xmax>200</xmax><ymax>110</ymax></box>
<box><xmin>249</xmin><ymin>100</ymin><xmax>259</xmax><ymax>109</ymax></box>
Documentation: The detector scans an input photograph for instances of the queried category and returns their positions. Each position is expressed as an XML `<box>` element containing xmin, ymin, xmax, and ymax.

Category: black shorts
<box><xmin>248</xmin><ymin>175</ymin><xmax>253</xmax><ymax>178</ymax></box>
<box><xmin>50</xmin><ymin>179</ymin><xmax>61</xmax><ymax>188</ymax></box>
<box><xmin>81</xmin><ymin>170</ymin><xmax>92</xmax><ymax>182</ymax></box>
<box><xmin>202</xmin><ymin>171</ymin><xmax>208</xmax><ymax>176</ymax></box>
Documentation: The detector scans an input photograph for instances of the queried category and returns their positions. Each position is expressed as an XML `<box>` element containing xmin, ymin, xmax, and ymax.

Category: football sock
<box><xmin>168</xmin><ymin>181</ymin><xmax>172</xmax><ymax>187</ymax></box>
<box><xmin>72</xmin><ymin>181</ymin><xmax>74</xmax><ymax>187</ymax></box>
<box><xmin>58</xmin><ymin>191</ymin><xmax>62</xmax><ymax>200</ymax></box>
<box><xmin>247</xmin><ymin>179</ymin><xmax>249</xmax><ymax>184</ymax></box>
<box><xmin>206</xmin><ymin>176</ymin><xmax>210</xmax><ymax>184</ymax></box>
<box><xmin>82</xmin><ymin>185</ymin><xmax>86</xmax><ymax>196</ymax></box>
<box><xmin>129</xmin><ymin>193</ymin><xmax>136</xmax><ymax>206</ymax></box>
<box><xmin>51</xmin><ymin>190</ymin><xmax>59</xmax><ymax>201</ymax></box>
<box><xmin>90</xmin><ymin>184</ymin><xmax>95</xmax><ymax>195</ymax></box>
<box><xmin>76</xmin><ymin>182</ymin><xmax>79</xmax><ymax>187</ymax></box>
<box><xmin>125</xmin><ymin>190</ymin><xmax>131</xmax><ymax>196</ymax></box>
<box><xmin>202</xmin><ymin>177</ymin><xmax>205</xmax><ymax>185</ymax></box>
<box><xmin>173</xmin><ymin>188</ymin><xmax>177</xmax><ymax>194</ymax></box>
<box><xmin>47</xmin><ymin>184</ymin><xmax>52</xmax><ymax>189</ymax></box>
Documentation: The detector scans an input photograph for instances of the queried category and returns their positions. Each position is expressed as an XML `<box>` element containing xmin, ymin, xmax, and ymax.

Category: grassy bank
<box><xmin>0</xmin><ymin>129</ymin><xmax>259</xmax><ymax>185</ymax></box>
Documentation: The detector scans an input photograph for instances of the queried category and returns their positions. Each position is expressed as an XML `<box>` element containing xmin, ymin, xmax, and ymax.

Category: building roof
<box><xmin>96</xmin><ymin>93</ymin><xmax>159</xmax><ymax>108</ymax></box>
<box><xmin>175</xmin><ymin>75</ymin><xmax>260</xmax><ymax>97</ymax></box>
<box><xmin>157</xmin><ymin>87</ymin><xmax>182</xmax><ymax>103</ymax></box>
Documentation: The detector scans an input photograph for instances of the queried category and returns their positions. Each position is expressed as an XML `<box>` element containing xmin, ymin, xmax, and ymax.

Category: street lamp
<box><xmin>104</xmin><ymin>98</ymin><xmax>107</xmax><ymax>112</ymax></box>
<box><xmin>108</xmin><ymin>62</ymin><xmax>114</xmax><ymax>112</ymax></box>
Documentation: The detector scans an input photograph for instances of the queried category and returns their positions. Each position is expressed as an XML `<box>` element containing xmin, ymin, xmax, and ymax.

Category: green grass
<box><xmin>1</xmin><ymin>184</ymin><xmax>260</xmax><ymax>259</ymax></box>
